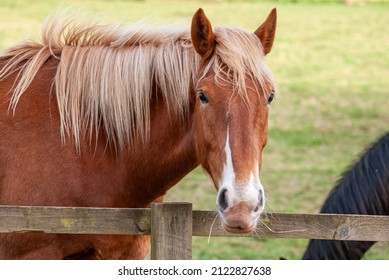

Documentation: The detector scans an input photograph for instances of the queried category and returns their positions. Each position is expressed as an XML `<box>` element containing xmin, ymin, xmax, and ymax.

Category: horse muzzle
<box><xmin>217</xmin><ymin>187</ymin><xmax>264</xmax><ymax>234</ymax></box>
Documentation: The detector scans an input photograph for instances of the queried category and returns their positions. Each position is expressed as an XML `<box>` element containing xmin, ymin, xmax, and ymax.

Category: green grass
<box><xmin>1</xmin><ymin>0</ymin><xmax>388</xmax><ymax>259</ymax></box>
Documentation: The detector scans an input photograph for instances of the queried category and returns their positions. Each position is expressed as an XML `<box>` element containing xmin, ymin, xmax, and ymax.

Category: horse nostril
<box><xmin>217</xmin><ymin>188</ymin><xmax>229</xmax><ymax>213</ymax></box>
<box><xmin>259</xmin><ymin>190</ymin><xmax>264</xmax><ymax>203</ymax></box>
<box><xmin>254</xmin><ymin>190</ymin><xmax>264</xmax><ymax>213</ymax></box>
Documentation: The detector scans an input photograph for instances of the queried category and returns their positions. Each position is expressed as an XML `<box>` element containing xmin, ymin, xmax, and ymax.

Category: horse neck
<box><xmin>124</xmin><ymin>87</ymin><xmax>198</xmax><ymax>205</ymax></box>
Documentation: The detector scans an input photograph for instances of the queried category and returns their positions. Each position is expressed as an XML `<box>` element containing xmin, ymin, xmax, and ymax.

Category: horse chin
<box><xmin>221</xmin><ymin>223</ymin><xmax>256</xmax><ymax>234</ymax></box>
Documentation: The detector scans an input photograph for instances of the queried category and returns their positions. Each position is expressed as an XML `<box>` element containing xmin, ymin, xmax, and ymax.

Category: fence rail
<box><xmin>1</xmin><ymin>203</ymin><xmax>388</xmax><ymax>259</ymax></box>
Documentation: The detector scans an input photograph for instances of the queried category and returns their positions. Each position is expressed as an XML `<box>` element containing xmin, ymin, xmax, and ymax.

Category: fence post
<box><xmin>151</xmin><ymin>202</ymin><xmax>192</xmax><ymax>260</ymax></box>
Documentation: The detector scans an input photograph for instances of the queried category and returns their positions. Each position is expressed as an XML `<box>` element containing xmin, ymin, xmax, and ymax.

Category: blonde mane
<box><xmin>0</xmin><ymin>11</ymin><xmax>276</xmax><ymax>150</ymax></box>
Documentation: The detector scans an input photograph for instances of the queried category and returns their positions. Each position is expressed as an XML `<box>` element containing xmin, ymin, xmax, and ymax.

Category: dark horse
<box><xmin>303</xmin><ymin>132</ymin><xmax>389</xmax><ymax>259</ymax></box>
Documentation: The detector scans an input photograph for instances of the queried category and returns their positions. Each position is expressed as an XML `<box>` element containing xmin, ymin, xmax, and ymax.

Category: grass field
<box><xmin>1</xmin><ymin>0</ymin><xmax>388</xmax><ymax>259</ymax></box>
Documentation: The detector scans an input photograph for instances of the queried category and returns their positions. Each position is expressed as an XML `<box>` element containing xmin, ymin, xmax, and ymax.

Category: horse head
<box><xmin>191</xmin><ymin>8</ymin><xmax>277</xmax><ymax>233</ymax></box>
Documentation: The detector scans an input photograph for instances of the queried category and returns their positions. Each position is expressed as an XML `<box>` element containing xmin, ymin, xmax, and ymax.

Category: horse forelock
<box><xmin>204</xmin><ymin>26</ymin><xmax>277</xmax><ymax>98</ymax></box>
<box><xmin>0</xmin><ymin>11</ymin><xmax>277</xmax><ymax>151</ymax></box>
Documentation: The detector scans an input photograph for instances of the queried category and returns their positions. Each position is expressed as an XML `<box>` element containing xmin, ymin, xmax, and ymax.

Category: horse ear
<box><xmin>254</xmin><ymin>8</ymin><xmax>277</xmax><ymax>55</ymax></box>
<box><xmin>191</xmin><ymin>8</ymin><xmax>215</xmax><ymax>57</ymax></box>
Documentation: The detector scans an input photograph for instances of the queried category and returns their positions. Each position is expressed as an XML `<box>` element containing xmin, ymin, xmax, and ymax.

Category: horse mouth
<box><xmin>222</xmin><ymin>223</ymin><xmax>256</xmax><ymax>234</ymax></box>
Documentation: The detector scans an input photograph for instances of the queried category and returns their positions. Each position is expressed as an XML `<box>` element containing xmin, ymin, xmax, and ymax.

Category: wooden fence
<box><xmin>1</xmin><ymin>202</ymin><xmax>389</xmax><ymax>259</ymax></box>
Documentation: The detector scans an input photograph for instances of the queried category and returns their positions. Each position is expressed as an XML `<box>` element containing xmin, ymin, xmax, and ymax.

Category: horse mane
<box><xmin>0</xmin><ymin>11</ymin><xmax>276</xmax><ymax>150</ymax></box>
<box><xmin>303</xmin><ymin>132</ymin><xmax>389</xmax><ymax>259</ymax></box>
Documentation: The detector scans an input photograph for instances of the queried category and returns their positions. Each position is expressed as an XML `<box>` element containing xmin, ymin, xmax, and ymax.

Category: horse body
<box><xmin>0</xmin><ymin>58</ymin><xmax>197</xmax><ymax>259</ymax></box>
<box><xmin>0</xmin><ymin>9</ymin><xmax>277</xmax><ymax>259</ymax></box>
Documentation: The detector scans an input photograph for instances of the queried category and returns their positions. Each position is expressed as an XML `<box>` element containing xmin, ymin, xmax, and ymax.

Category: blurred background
<box><xmin>1</xmin><ymin>0</ymin><xmax>388</xmax><ymax>259</ymax></box>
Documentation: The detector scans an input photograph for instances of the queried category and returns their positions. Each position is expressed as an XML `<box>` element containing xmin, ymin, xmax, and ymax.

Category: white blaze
<box><xmin>221</xmin><ymin>128</ymin><xmax>235</xmax><ymax>187</ymax></box>
<box><xmin>218</xmin><ymin>127</ymin><xmax>265</xmax><ymax>212</ymax></box>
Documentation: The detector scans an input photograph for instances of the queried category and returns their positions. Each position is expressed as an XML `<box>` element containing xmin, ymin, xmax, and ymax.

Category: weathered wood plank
<box><xmin>0</xmin><ymin>205</ymin><xmax>389</xmax><ymax>242</ymax></box>
<box><xmin>192</xmin><ymin>211</ymin><xmax>389</xmax><ymax>241</ymax></box>
<box><xmin>151</xmin><ymin>202</ymin><xmax>192</xmax><ymax>260</ymax></box>
<box><xmin>0</xmin><ymin>206</ymin><xmax>150</xmax><ymax>235</ymax></box>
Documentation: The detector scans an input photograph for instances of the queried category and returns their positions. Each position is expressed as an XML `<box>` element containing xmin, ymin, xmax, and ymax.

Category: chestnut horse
<box><xmin>0</xmin><ymin>8</ymin><xmax>277</xmax><ymax>259</ymax></box>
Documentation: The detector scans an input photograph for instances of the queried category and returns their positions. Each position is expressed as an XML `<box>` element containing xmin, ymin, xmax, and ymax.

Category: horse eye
<box><xmin>198</xmin><ymin>91</ymin><xmax>209</xmax><ymax>104</ymax></box>
<box><xmin>267</xmin><ymin>91</ymin><xmax>275</xmax><ymax>105</ymax></box>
